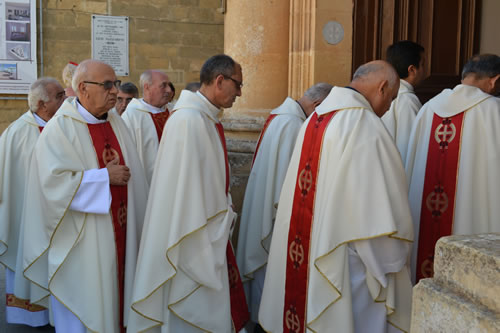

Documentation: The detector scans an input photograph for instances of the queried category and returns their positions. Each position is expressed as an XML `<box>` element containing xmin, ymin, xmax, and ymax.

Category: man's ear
<box><xmin>407</xmin><ymin>64</ymin><xmax>417</xmax><ymax>78</ymax></box>
<box><xmin>215</xmin><ymin>74</ymin><xmax>225</xmax><ymax>88</ymax></box>
<box><xmin>378</xmin><ymin>79</ymin><xmax>389</xmax><ymax>96</ymax></box>
<box><xmin>489</xmin><ymin>74</ymin><xmax>500</xmax><ymax>90</ymax></box>
<box><xmin>37</xmin><ymin>99</ymin><xmax>45</xmax><ymax>111</ymax></box>
<box><xmin>78</xmin><ymin>81</ymin><xmax>87</xmax><ymax>96</ymax></box>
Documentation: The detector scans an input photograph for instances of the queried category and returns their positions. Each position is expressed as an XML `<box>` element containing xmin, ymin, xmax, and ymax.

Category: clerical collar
<box><xmin>196</xmin><ymin>91</ymin><xmax>221</xmax><ymax>120</ymax></box>
<box><xmin>140</xmin><ymin>99</ymin><xmax>166</xmax><ymax>114</ymax></box>
<box><xmin>32</xmin><ymin>112</ymin><xmax>47</xmax><ymax>127</ymax></box>
<box><xmin>76</xmin><ymin>99</ymin><xmax>108</xmax><ymax>124</ymax></box>
<box><xmin>295</xmin><ymin>100</ymin><xmax>308</xmax><ymax>118</ymax></box>
<box><xmin>344</xmin><ymin>86</ymin><xmax>361</xmax><ymax>94</ymax></box>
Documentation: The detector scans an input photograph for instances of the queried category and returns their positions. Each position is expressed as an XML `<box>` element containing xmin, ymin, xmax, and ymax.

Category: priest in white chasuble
<box><xmin>22</xmin><ymin>60</ymin><xmax>148</xmax><ymax>333</ymax></box>
<box><xmin>406</xmin><ymin>54</ymin><xmax>500</xmax><ymax>284</ymax></box>
<box><xmin>121</xmin><ymin>70</ymin><xmax>173</xmax><ymax>186</ymax></box>
<box><xmin>0</xmin><ymin>77</ymin><xmax>65</xmax><ymax>326</ymax></box>
<box><xmin>236</xmin><ymin>83</ymin><xmax>332</xmax><ymax>324</ymax></box>
<box><xmin>259</xmin><ymin>61</ymin><xmax>414</xmax><ymax>333</ymax></box>
<box><xmin>382</xmin><ymin>41</ymin><xmax>426</xmax><ymax>163</ymax></box>
<box><xmin>129</xmin><ymin>54</ymin><xmax>249</xmax><ymax>333</ymax></box>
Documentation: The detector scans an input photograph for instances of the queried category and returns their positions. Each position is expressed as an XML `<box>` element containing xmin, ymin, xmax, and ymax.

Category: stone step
<box><xmin>433</xmin><ymin>233</ymin><xmax>500</xmax><ymax>313</ymax></box>
<box><xmin>411</xmin><ymin>278</ymin><xmax>500</xmax><ymax>333</ymax></box>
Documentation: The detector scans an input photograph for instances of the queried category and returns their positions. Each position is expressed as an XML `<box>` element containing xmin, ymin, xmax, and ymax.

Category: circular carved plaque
<box><xmin>322</xmin><ymin>21</ymin><xmax>344</xmax><ymax>45</ymax></box>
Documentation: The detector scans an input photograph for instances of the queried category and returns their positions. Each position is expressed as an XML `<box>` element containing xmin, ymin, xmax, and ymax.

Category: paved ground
<box><xmin>0</xmin><ymin>265</ymin><xmax>55</xmax><ymax>333</ymax></box>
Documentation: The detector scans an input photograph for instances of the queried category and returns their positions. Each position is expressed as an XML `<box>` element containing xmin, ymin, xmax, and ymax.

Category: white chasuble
<box><xmin>406</xmin><ymin>84</ymin><xmax>500</xmax><ymax>283</ymax></box>
<box><xmin>236</xmin><ymin>97</ymin><xmax>305</xmax><ymax>322</ymax></box>
<box><xmin>259</xmin><ymin>87</ymin><xmax>413</xmax><ymax>333</ymax></box>
<box><xmin>0</xmin><ymin>111</ymin><xmax>49</xmax><ymax>325</ymax></box>
<box><xmin>22</xmin><ymin>98</ymin><xmax>148</xmax><ymax>333</ymax></box>
<box><xmin>129</xmin><ymin>90</ymin><xmax>237</xmax><ymax>333</ymax></box>
<box><xmin>381</xmin><ymin>79</ymin><xmax>422</xmax><ymax>164</ymax></box>
<box><xmin>122</xmin><ymin>98</ymin><xmax>169</xmax><ymax>186</ymax></box>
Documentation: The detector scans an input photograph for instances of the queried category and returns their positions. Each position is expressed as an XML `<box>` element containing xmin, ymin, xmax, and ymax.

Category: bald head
<box><xmin>350</xmin><ymin>60</ymin><xmax>399</xmax><ymax>117</ymax></box>
<box><xmin>72</xmin><ymin>59</ymin><xmax>119</xmax><ymax>118</ymax></box>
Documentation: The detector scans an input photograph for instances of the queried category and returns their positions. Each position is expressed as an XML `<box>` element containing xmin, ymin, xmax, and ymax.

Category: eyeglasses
<box><xmin>222</xmin><ymin>75</ymin><xmax>243</xmax><ymax>89</ymax></box>
<box><xmin>83</xmin><ymin>80</ymin><xmax>121</xmax><ymax>90</ymax></box>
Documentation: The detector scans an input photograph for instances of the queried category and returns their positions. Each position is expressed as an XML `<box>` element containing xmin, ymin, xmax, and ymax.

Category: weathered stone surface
<box><xmin>411</xmin><ymin>279</ymin><xmax>499</xmax><ymax>333</ymax></box>
<box><xmin>411</xmin><ymin>234</ymin><xmax>500</xmax><ymax>332</ymax></box>
<box><xmin>434</xmin><ymin>234</ymin><xmax>500</xmax><ymax>313</ymax></box>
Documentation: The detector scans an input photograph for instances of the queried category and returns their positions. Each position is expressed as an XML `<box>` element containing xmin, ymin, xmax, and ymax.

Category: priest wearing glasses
<box><xmin>21</xmin><ymin>59</ymin><xmax>148</xmax><ymax>333</ymax></box>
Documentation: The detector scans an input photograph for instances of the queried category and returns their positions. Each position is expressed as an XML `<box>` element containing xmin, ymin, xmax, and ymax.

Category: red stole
<box><xmin>416</xmin><ymin>112</ymin><xmax>465</xmax><ymax>282</ymax></box>
<box><xmin>38</xmin><ymin>126</ymin><xmax>43</xmax><ymax>133</ymax></box>
<box><xmin>283</xmin><ymin>111</ymin><xmax>337</xmax><ymax>333</ymax></box>
<box><xmin>87</xmin><ymin>122</ymin><xmax>128</xmax><ymax>333</ymax></box>
<box><xmin>252</xmin><ymin>114</ymin><xmax>278</xmax><ymax>167</ymax></box>
<box><xmin>149</xmin><ymin>110</ymin><xmax>169</xmax><ymax>141</ymax></box>
<box><xmin>215</xmin><ymin>122</ymin><xmax>249</xmax><ymax>332</ymax></box>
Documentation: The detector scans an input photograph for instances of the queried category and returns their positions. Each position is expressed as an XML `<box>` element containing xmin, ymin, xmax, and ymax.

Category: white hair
<box><xmin>28</xmin><ymin>77</ymin><xmax>59</xmax><ymax>112</ymax></box>
<box><xmin>139</xmin><ymin>70</ymin><xmax>166</xmax><ymax>92</ymax></box>
<box><xmin>62</xmin><ymin>62</ymin><xmax>77</xmax><ymax>88</ymax></box>
<box><xmin>353</xmin><ymin>61</ymin><xmax>398</xmax><ymax>88</ymax></box>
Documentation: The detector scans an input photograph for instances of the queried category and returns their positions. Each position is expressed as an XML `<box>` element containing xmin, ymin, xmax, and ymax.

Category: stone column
<box><xmin>223</xmin><ymin>0</ymin><xmax>354</xmax><ymax>220</ymax></box>
<box><xmin>223</xmin><ymin>0</ymin><xmax>290</xmax><ymax>215</ymax></box>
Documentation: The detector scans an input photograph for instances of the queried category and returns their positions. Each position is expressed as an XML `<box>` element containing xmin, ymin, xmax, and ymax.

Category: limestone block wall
<box><xmin>0</xmin><ymin>0</ymin><xmax>224</xmax><ymax>133</ymax></box>
<box><xmin>411</xmin><ymin>234</ymin><xmax>500</xmax><ymax>332</ymax></box>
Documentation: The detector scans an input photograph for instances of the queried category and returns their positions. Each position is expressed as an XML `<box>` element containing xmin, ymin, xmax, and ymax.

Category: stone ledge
<box><xmin>411</xmin><ymin>278</ymin><xmax>500</xmax><ymax>333</ymax></box>
<box><xmin>433</xmin><ymin>233</ymin><xmax>500</xmax><ymax>313</ymax></box>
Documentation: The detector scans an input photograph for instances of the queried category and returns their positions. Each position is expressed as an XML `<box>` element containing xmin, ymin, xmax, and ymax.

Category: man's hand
<box><xmin>106</xmin><ymin>156</ymin><xmax>130</xmax><ymax>185</ymax></box>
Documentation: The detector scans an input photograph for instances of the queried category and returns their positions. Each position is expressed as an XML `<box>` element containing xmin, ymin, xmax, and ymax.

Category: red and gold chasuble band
<box><xmin>252</xmin><ymin>114</ymin><xmax>278</xmax><ymax>167</ymax></box>
<box><xmin>416</xmin><ymin>112</ymin><xmax>465</xmax><ymax>282</ymax></box>
<box><xmin>283</xmin><ymin>111</ymin><xmax>337</xmax><ymax>333</ymax></box>
<box><xmin>149</xmin><ymin>110</ymin><xmax>169</xmax><ymax>141</ymax></box>
<box><xmin>215</xmin><ymin>122</ymin><xmax>249</xmax><ymax>332</ymax></box>
<box><xmin>87</xmin><ymin>122</ymin><xmax>128</xmax><ymax>333</ymax></box>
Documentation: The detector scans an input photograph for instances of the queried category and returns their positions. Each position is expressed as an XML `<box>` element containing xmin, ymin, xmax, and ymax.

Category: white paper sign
<box><xmin>92</xmin><ymin>15</ymin><xmax>129</xmax><ymax>76</ymax></box>
<box><xmin>0</xmin><ymin>0</ymin><xmax>37</xmax><ymax>94</ymax></box>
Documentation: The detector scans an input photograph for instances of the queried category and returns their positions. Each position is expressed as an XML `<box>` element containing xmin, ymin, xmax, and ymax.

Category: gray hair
<box><xmin>304</xmin><ymin>82</ymin><xmax>333</xmax><ymax>101</ymax></box>
<box><xmin>353</xmin><ymin>61</ymin><xmax>398</xmax><ymax>88</ymax></box>
<box><xmin>71</xmin><ymin>60</ymin><xmax>93</xmax><ymax>94</ymax></box>
<box><xmin>62</xmin><ymin>62</ymin><xmax>77</xmax><ymax>88</ymax></box>
<box><xmin>119</xmin><ymin>81</ymin><xmax>139</xmax><ymax>97</ymax></box>
<box><xmin>461</xmin><ymin>54</ymin><xmax>500</xmax><ymax>80</ymax></box>
<box><xmin>139</xmin><ymin>70</ymin><xmax>166</xmax><ymax>91</ymax></box>
<box><xmin>28</xmin><ymin>77</ymin><xmax>60</xmax><ymax>112</ymax></box>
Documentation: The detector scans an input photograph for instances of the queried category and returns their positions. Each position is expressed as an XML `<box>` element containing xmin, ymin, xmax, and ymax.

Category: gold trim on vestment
<box><xmin>307</xmin><ymin>231</ymin><xmax>412</xmax><ymax>332</ymax></box>
<box><xmin>23</xmin><ymin>170</ymin><xmax>84</xmax><ymax>301</ymax></box>
<box><xmin>451</xmin><ymin>110</ymin><xmax>467</xmax><ymax>234</ymax></box>
<box><xmin>131</xmin><ymin>209</ymin><xmax>229</xmax><ymax>333</ymax></box>
<box><xmin>0</xmin><ymin>239</ymin><xmax>16</xmax><ymax>271</ymax></box>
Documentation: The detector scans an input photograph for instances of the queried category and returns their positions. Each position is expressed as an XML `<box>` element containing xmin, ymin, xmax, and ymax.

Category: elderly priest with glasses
<box><xmin>21</xmin><ymin>59</ymin><xmax>148</xmax><ymax>333</ymax></box>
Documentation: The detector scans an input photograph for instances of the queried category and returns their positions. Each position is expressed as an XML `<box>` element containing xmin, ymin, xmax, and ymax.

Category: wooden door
<box><xmin>352</xmin><ymin>0</ymin><xmax>482</xmax><ymax>103</ymax></box>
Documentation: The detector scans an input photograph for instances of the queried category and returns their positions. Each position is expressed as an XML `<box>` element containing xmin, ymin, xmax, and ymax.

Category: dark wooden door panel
<box><xmin>353</xmin><ymin>0</ymin><xmax>481</xmax><ymax>103</ymax></box>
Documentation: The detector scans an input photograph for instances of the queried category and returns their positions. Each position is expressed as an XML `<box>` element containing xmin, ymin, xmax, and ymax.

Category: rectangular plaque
<box><xmin>0</xmin><ymin>0</ymin><xmax>37</xmax><ymax>94</ymax></box>
<box><xmin>92</xmin><ymin>15</ymin><xmax>129</xmax><ymax>76</ymax></box>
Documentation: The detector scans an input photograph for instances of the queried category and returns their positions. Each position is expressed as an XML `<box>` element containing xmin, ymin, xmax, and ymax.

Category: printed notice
<box><xmin>92</xmin><ymin>15</ymin><xmax>129</xmax><ymax>76</ymax></box>
<box><xmin>0</xmin><ymin>0</ymin><xmax>37</xmax><ymax>94</ymax></box>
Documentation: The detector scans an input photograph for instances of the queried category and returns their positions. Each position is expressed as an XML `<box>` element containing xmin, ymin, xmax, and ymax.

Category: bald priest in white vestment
<box><xmin>22</xmin><ymin>60</ymin><xmax>148</xmax><ymax>333</ymax></box>
<box><xmin>129</xmin><ymin>54</ymin><xmax>249</xmax><ymax>333</ymax></box>
<box><xmin>406</xmin><ymin>54</ymin><xmax>500</xmax><ymax>284</ymax></box>
<box><xmin>381</xmin><ymin>41</ymin><xmax>426</xmax><ymax>163</ymax></box>
<box><xmin>121</xmin><ymin>70</ymin><xmax>173</xmax><ymax>186</ymax></box>
<box><xmin>0</xmin><ymin>78</ymin><xmax>65</xmax><ymax>326</ymax></box>
<box><xmin>259</xmin><ymin>61</ymin><xmax>414</xmax><ymax>333</ymax></box>
<box><xmin>236</xmin><ymin>83</ymin><xmax>332</xmax><ymax>324</ymax></box>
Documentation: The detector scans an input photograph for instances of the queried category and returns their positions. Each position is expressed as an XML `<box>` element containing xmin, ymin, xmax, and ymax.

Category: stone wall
<box><xmin>411</xmin><ymin>234</ymin><xmax>500</xmax><ymax>332</ymax></box>
<box><xmin>0</xmin><ymin>0</ymin><xmax>224</xmax><ymax>133</ymax></box>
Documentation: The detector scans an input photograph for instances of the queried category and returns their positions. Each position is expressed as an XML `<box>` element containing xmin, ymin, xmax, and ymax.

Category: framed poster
<box><xmin>0</xmin><ymin>0</ymin><xmax>37</xmax><ymax>94</ymax></box>
<box><xmin>92</xmin><ymin>15</ymin><xmax>129</xmax><ymax>76</ymax></box>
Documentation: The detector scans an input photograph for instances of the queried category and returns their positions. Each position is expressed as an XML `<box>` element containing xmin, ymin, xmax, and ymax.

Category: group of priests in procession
<box><xmin>0</xmin><ymin>41</ymin><xmax>498</xmax><ymax>333</ymax></box>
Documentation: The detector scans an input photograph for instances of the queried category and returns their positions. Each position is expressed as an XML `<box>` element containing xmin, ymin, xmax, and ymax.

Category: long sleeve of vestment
<box><xmin>69</xmin><ymin>168</ymin><xmax>111</xmax><ymax>214</ymax></box>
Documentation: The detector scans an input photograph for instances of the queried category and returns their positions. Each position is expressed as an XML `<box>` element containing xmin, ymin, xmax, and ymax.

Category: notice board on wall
<box><xmin>92</xmin><ymin>15</ymin><xmax>129</xmax><ymax>76</ymax></box>
<box><xmin>0</xmin><ymin>0</ymin><xmax>37</xmax><ymax>94</ymax></box>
